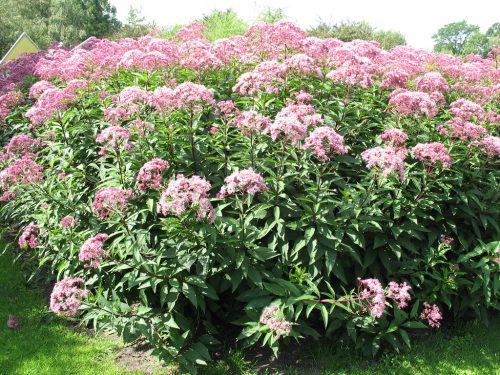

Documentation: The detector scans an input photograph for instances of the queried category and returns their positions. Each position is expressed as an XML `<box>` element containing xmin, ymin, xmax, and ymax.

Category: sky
<box><xmin>109</xmin><ymin>0</ymin><xmax>500</xmax><ymax>50</ymax></box>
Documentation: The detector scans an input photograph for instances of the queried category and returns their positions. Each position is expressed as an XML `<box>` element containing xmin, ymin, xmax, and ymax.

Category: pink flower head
<box><xmin>420</xmin><ymin>302</ymin><xmax>442</xmax><ymax>328</ymax></box>
<box><xmin>234</xmin><ymin>111</ymin><xmax>271</xmax><ymax>136</ymax></box>
<box><xmin>50</xmin><ymin>277</ymin><xmax>88</xmax><ymax>316</ymax></box>
<box><xmin>92</xmin><ymin>187</ymin><xmax>134</xmax><ymax>219</ymax></box>
<box><xmin>302</xmin><ymin>126</ymin><xmax>348</xmax><ymax>161</ymax></box>
<box><xmin>78</xmin><ymin>233</ymin><xmax>109</xmax><ymax>269</ymax></box>
<box><xmin>259</xmin><ymin>306</ymin><xmax>292</xmax><ymax>338</ymax></box>
<box><xmin>172</xmin><ymin>82</ymin><xmax>215</xmax><ymax>112</ymax></box>
<box><xmin>437</xmin><ymin>118</ymin><xmax>488</xmax><ymax>141</ymax></box>
<box><xmin>270</xmin><ymin>104</ymin><xmax>323</xmax><ymax>145</ymax></box>
<box><xmin>5</xmin><ymin>134</ymin><xmax>42</xmax><ymax>156</ymax></box>
<box><xmin>414</xmin><ymin>72</ymin><xmax>449</xmax><ymax>93</ymax></box>
<box><xmin>475</xmin><ymin>136</ymin><xmax>500</xmax><ymax>157</ymax></box>
<box><xmin>96</xmin><ymin>126</ymin><xmax>132</xmax><ymax>151</ymax></box>
<box><xmin>217</xmin><ymin>169</ymin><xmax>268</xmax><ymax>199</ymax></box>
<box><xmin>293</xmin><ymin>90</ymin><xmax>313</xmax><ymax>104</ymax></box>
<box><xmin>440</xmin><ymin>234</ymin><xmax>454</xmax><ymax>245</ymax></box>
<box><xmin>0</xmin><ymin>91</ymin><xmax>23</xmax><ymax>120</ymax></box>
<box><xmin>386</xmin><ymin>281</ymin><xmax>412</xmax><ymax>309</ymax></box>
<box><xmin>449</xmin><ymin>99</ymin><xmax>485</xmax><ymax>123</ymax></box>
<box><xmin>60</xmin><ymin>215</ymin><xmax>79</xmax><ymax>229</ymax></box>
<box><xmin>411</xmin><ymin>142</ymin><xmax>452</xmax><ymax>168</ymax></box>
<box><xmin>361</xmin><ymin>146</ymin><xmax>406</xmax><ymax>181</ymax></box>
<box><xmin>326</xmin><ymin>63</ymin><xmax>374</xmax><ymax>88</ymax></box>
<box><xmin>103</xmin><ymin>107</ymin><xmax>128</xmax><ymax>125</ymax></box>
<box><xmin>115</xmin><ymin>86</ymin><xmax>150</xmax><ymax>106</ymax></box>
<box><xmin>358</xmin><ymin>278</ymin><xmax>386</xmax><ymax>318</ymax></box>
<box><xmin>137</xmin><ymin>158</ymin><xmax>169</xmax><ymax>192</ymax></box>
<box><xmin>29</xmin><ymin>80</ymin><xmax>56</xmax><ymax>99</ymax></box>
<box><xmin>7</xmin><ymin>314</ymin><xmax>20</xmax><ymax>330</ymax></box>
<box><xmin>0</xmin><ymin>156</ymin><xmax>44</xmax><ymax>201</ymax></box>
<box><xmin>129</xmin><ymin>119</ymin><xmax>154</xmax><ymax>136</ymax></box>
<box><xmin>149</xmin><ymin>86</ymin><xmax>175</xmax><ymax>113</ymax></box>
<box><xmin>158</xmin><ymin>174</ymin><xmax>214</xmax><ymax>223</ymax></box>
<box><xmin>380</xmin><ymin>69</ymin><xmax>409</xmax><ymax>90</ymax></box>
<box><xmin>285</xmin><ymin>53</ymin><xmax>320</xmax><ymax>76</ymax></box>
<box><xmin>18</xmin><ymin>223</ymin><xmax>39</xmax><ymax>250</ymax></box>
<box><xmin>389</xmin><ymin>89</ymin><xmax>438</xmax><ymax>118</ymax></box>
<box><xmin>379</xmin><ymin>129</ymin><xmax>408</xmax><ymax>147</ymax></box>
<box><xmin>215</xmin><ymin>100</ymin><xmax>239</xmax><ymax>119</ymax></box>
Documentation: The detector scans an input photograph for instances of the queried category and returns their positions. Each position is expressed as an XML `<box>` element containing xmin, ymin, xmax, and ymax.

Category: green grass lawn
<box><xmin>203</xmin><ymin>316</ymin><xmax>500</xmax><ymax>375</ymax></box>
<box><xmin>0</xmin><ymin>253</ymin><xmax>131</xmax><ymax>375</ymax></box>
<box><xmin>0</xmin><ymin>250</ymin><xmax>498</xmax><ymax>375</ymax></box>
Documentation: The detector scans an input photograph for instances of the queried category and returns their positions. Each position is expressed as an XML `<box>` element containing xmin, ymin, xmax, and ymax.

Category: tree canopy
<box><xmin>0</xmin><ymin>0</ymin><xmax>120</xmax><ymax>56</ymax></box>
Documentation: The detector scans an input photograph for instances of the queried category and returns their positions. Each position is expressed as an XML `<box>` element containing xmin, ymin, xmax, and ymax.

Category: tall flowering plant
<box><xmin>0</xmin><ymin>20</ymin><xmax>498</xmax><ymax>373</ymax></box>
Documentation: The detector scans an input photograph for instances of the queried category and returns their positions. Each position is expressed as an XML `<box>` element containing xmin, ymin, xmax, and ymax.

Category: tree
<box><xmin>308</xmin><ymin>20</ymin><xmax>374</xmax><ymax>42</ymax></box>
<box><xmin>109</xmin><ymin>6</ymin><xmax>152</xmax><ymax>39</ymax></box>
<box><xmin>432</xmin><ymin>20</ymin><xmax>480</xmax><ymax>55</ymax></box>
<box><xmin>257</xmin><ymin>7</ymin><xmax>286</xmax><ymax>24</ymax></box>
<box><xmin>0</xmin><ymin>0</ymin><xmax>120</xmax><ymax>56</ymax></box>
<box><xmin>463</xmin><ymin>32</ymin><xmax>491</xmax><ymax>56</ymax></box>
<box><xmin>373</xmin><ymin>30</ymin><xmax>406</xmax><ymax>50</ymax></box>
<box><xmin>202</xmin><ymin>9</ymin><xmax>248</xmax><ymax>41</ymax></box>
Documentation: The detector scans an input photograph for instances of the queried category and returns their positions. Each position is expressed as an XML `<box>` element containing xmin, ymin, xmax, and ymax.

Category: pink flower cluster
<box><xmin>358</xmin><ymin>278</ymin><xmax>386</xmax><ymax>318</ymax></box>
<box><xmin>50</xmin><ymin>277</ymin><xmax>88</xmax><ymax>316</ymax></box>
<box><xmin>96</xmin><ymin>126</ymin><xmax>132</xmax><ymax>156</ymax></box>
<box><xmin>158</xmin><ymin>174</ymin><xmax>214</xmax><ymax>223</ymax></box>
<box><xmin>60</xmin><ymin>215</ymin><xmax>79</xmax><ymax>229</ymax></box>
<box><xmin>150</xmin><ymin>82</ymin><xmax>215</xmax><ymax>113</ymax></box>
<box><xmin>449</xmin><ymin>99</ymin><xmax>485</xmax><ymax>123</ymax></box>
<box><xmin>379</xmin><ymin>129</ymin><xmax>408</xmax><ymax>148</ymax></box>
<box><xmin>0</xmin><ymin>91</ymin><xmax>23</xmax><ymax>120</ymax></box>
<box><xmin>18</xmin><ymin>223</ymin><xmax>39</xmax><ymax>250</ymax></box>
<box><xmin>475</xmin><ymin>136</ymin><xmax>500</xmax><ymax>157</ymax></box>
<box><xmin>104</xmin><ymin>86</ymin><xmax>150</xmax><ymax>124</ymax></box>
<box><xmin>389</xmin><ymin>89</ymin><xmax>438</xmax><ymax>118</ymax></box>
<box><xmin>217</xmin><ymin>169</ymin><xmax>268</xmax><ymax>199</ymax></box>
<box><xmin>233</xmin><ymin>60</ymin><xmax>287</xmax><ymax>96</ymax></box>
<box><xmin>29</xmin><ymin>80</ymin><xmax>56</xmax><ymax>99</ymax></box>
<box><xmin>361</xmin><ymin>146</ymin><xmax>406</xmax><ymax>181</ymax></box>
<box><xmin>302</xmin><ymin>126</ymin><xmax>348</xmax><ymax>161</ymax></box>
<box><xmin>129</xmin><ymin>119</ymin><xmax>154</xmax><ymax>136</ymax></box>
<box><xmin>7</xmin><ymin>315</ymin><xmax>20</xmax><ymax>330</ymax></box>
<box><xmin>92</xmin><ymin>187</ymin><xmax>134</xmax><ymax>218</ymax></box>
<box><xmin>259</xmin><ymin>306</ymin><xmax>292</xmax><ymax>337</ymax></box>
<box><xmin>440</xmin><ymin>234</ymin><xmax>454</xmax><ymax>245</ymax></box>
<box><xmin>380</xmin><ymin>69</ymin><xmax>409</xmax><ymax>90</ymax></box>
<box><xmin>386</xmin><ymin>282</ymin><xmax>412</xmax><ymax>309</ymax></box>
<box><xmin>5</xmin><ymin>134</ymin><xmax>42</xmax><ymax>156</ymax></box>
<box><xmin>420</xmin><ymin>302</ymin><xmax>442</xmax><ymax>328</ymax></box>
<box><xmin>411</xmin><ymin>142</ymin><xmax>452</xmax><ymax>168</ymax></box>
<box><xmin>358</xmin><ymin>278</ymin><xmax>413</xmax><ymax>317</ymax></box>
<box><xmin>233</xmin><ymin>111</ymin><xmax>271</xmax><ymax>136</ymax></box>
<box><xmin>0</xmin><ymin>156</ymin><xmax>44</xmax><ymax>201</ymax></box>
<box><xmin>215</xmin><ymin>100</ymin><xmax>239</xmax><ymax>119</ymax></box>
<box><xmin>326</xmin><ymin>63</ymin><xmax>374</xmax><ymax>88</ymax></box>
<box><xmin>26</xmin><ymin>80</ymin><xmax>88</xmax><ymax>126</ymax></box>
<box><xmin>270</xmin><ymin>104</ymin><xmax>323</xmax><ymax>145</ymax></box>
<box><xmin>437</xmin><ymin>118</ymin><xmax>488</xmax><ymax>141</ymax></box>
<box><xmin>137</xmin><ymin>158</ymin><xmax>169</xmax><ymax>191</ymax></box>
<box><xmin>414</xmin><ymin>72</ymin><xmax>449</xmax><ymax>93</ymax></box>
<box><xmin>78</xmin><ymin>233</ymin><xmax>109</xmax><ymax>269</ymax></box>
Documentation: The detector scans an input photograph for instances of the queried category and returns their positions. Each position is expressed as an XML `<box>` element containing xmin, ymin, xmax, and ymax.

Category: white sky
<box><xmin>110</xmin><ymin>0</ymin><xmax>499</xmax><ymax>50</ymax></box>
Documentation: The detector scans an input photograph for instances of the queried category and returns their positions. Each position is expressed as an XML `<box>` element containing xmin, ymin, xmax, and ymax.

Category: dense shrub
<box><xmin>0</xmin><ymin>20</ymin><xmax>499</xmax><ymax>373</ymax></box>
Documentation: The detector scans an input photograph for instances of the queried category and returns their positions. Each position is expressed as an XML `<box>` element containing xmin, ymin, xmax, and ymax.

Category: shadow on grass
<box><xmin>201</xmin><ymin>315</ymin><xmax>500</xmax><ymax>375</ymax></box>
<box><xmin>0</xmin><ymin>254</ymin><xmax>125</xmax><ymax>375</ymax></box>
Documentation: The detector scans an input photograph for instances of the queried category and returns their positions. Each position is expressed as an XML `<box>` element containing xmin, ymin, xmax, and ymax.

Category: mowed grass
<box><xmin>0</xmin><ymin>252</ymin><xmax>131</xmax><ymax>375</ymax></box>
<box><xmin>0</xmin><ymin>247</ymin><xmax>498</xmax><ymax>375</ymax></box>
<box><xmin>202</xmin><ymin>316</ymin><xmax>500</xmax><ymax>375</ymax></box>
